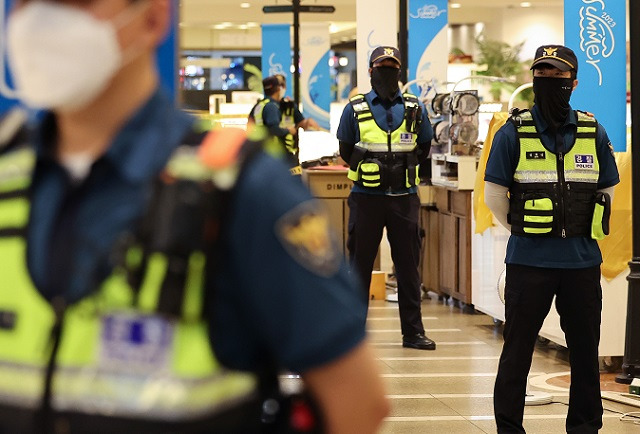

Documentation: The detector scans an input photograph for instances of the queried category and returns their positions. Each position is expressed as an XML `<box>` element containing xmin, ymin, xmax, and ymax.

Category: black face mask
<box><xmin>533</xmin><ymin>76</ymin><xmax>574</xmax><ymax>131</ymax></box>
<box><xmin>371</xmin><ymin>66</ymin><xmax>400</xmax><ymax>102</ymax></box>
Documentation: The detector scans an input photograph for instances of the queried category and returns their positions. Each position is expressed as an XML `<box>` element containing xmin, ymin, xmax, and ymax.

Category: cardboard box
<box><xmin>370</xmin><ymin>271</ymin><xmax>386</xmax><ymax>300</ymax></box>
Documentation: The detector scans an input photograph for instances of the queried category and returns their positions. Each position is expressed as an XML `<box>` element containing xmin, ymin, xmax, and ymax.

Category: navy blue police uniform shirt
<box><xmin>261</xmin><ymin>96</ymin><xmax>291</xmax><ymax>140</ymax></box>
<box><xmin>484</xmin><ymin>104</ymin><xmax>620</xmax><ymax>268</ymax></box>
<box><xmin>336</xmin><ymin>89</ymin><xmax>433</xmax><ymax>195</ymax></box>
<box><xmin>27</xmin><ymin>88</ymin><xmax>367</xmax><ymax>373</ymax></box>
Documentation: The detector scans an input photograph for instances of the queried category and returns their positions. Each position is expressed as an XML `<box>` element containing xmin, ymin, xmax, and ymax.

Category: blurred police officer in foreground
<box><xmin>0</xmin><ymin>0</ymin><xmax>389</xmax><ymax>432</ymax></box>
<box><xmin>336</xmin><ymin>46</ymin><xmax>436</xmax><ymax>351</ymax></box>
<box><xmin>485</xmin><ymin>45</ymin><xmax>620</xmax><ymax>433</ymax></box>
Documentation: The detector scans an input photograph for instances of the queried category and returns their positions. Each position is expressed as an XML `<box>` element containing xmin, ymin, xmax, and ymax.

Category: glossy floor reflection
<box><xmin>370</xmin><ymin>295</ymin><xmax>639</xmax><ymax>434</ymax></box>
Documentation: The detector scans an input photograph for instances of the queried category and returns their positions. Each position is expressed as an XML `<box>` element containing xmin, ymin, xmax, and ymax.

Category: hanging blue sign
<box><xmin>564</xmin><ymin>0</ymin><xmax>626</xmax><ymax>151</ymax></box>
<box><xmin>407</xmin><ymin>0</ymin><xmax>448</xmax><ymax>97</ymax></box>
<box><xmin>261</xmin><ymin>24</ymin><xmax>292</xmax><ymax>99</ymax></box>
<box><xmin>157</xmin><ymin>0</ymin><xmax>179</xmax><ymax>103</ymax></box>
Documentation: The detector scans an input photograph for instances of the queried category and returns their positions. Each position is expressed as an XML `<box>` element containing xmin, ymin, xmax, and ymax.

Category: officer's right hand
<box><xmin>288</xmin><ymin>126</ymin><xmax>298</xmax><ymax>135</ymax></box>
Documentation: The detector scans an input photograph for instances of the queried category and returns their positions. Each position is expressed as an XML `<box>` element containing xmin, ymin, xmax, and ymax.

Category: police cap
<box><xmin>262</xmin><ymin>75</ymin><xmax>280</xmax><ymax>93</ymax></box>
<box><xmin>530</xmin><ymin>45</ymin><xmax>578</xmax><ymax>73</ymax></box>
<box><xmin>369</xmin><ymin>46</ymin><xmax>402</xmax><ymax>67</ymax></box>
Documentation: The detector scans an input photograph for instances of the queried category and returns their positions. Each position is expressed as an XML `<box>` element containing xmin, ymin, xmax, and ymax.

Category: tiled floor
<box><xmin>369</xmin><ymin>295</ymin><xmax>640</xmax><ymax>433</ymax></box>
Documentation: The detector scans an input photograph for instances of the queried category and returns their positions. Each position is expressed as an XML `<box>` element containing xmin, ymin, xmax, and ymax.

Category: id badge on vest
<box><xmin>100</xmin><ymin>313</ymin><xmax>173</xmax><ymax>372</ymax></box>
<box><xmin>399</xmin><ymin>133</ymin><xmax>414</xmax><ymax>144</ymax></box>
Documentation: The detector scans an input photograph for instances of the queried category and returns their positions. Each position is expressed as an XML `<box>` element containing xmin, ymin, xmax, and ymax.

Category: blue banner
<box><xmin>157</xmin><ymin>0</ymin><xmax>179</xmax><ymax>103</ymax></box>
<box><xmin>564</xmin><ymin>0</ymin><xmax>626</xmax><ymax>151</ymax></box>
<box><xmin>301</xmin><ymin>23</ymin><xmax>330</xmax><ymax>130</ymax></box>
<box><xmin>408</xmin><ymin>0</ymin><xmax>448</xmax><ymax>96</ymax></box>
<box><xmin>261</xmin><ymin>24</ymin><xmax>292</xmax><ymax>99</ymax></box>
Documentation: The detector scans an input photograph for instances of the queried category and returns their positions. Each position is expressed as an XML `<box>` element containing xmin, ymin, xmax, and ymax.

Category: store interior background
<box><xmin>178</xmin><ymin>0</ymin><xmax>570</xmax><ymax>111</ymax></box>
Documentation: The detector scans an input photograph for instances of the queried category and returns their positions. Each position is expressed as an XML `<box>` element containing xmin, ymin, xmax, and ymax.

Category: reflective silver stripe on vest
<box><xmin>354</xmin><ymin>143</ymin><xmax>417</xmax><ymax>153</ymax></box>
<box><xmin>513</xmin><ymin>170</ymin><xmax>558</xmax><ymax>182</ymax></box>
<box><xmin>0</xmin><ymin>359</ymin><xmax>256</xmax><ymax>421</ymax></box>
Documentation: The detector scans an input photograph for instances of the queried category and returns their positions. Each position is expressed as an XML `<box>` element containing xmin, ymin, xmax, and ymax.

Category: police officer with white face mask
<box><xmin>0</xmin><ymin>1</ymin><xmax>389</xmax><ymax>432</ymax></box>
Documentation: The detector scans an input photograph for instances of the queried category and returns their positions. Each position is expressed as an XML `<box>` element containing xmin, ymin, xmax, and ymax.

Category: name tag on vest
<box><xmin>525</xmin><ymin>151</ymin><xmax>546</xmax><ymax>160</ymax></box>
<box><xmin>575</xmin><ymin>154</ymin><xmax>595</xmax><ymax>169</ymax></box>
<box><xmin>100</xmin><ymin>313</ymin><xmax>173</xmax><ymax>371</ymax></box>
<box><xmin>400</xmin><ymin>133</ymin><xmax>414</xmax><ymax>144</ymax></box>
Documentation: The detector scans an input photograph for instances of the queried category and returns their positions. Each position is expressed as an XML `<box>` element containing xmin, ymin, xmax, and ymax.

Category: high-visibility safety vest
<box><xmin>347</xmin><ymin>93</ymin><xmax>421</xmax><ymax>190</ymax></box>
<box><xmin>251</xmin><ymin>99</ymin><xmax>297</xmax><ymax>155</ymax></box>
<box><xmin>0</xmin><ymin>128</ymin><xmax>259</xmax><ymax>428</ymax></box>
<box><xmin>508</xmin><ymin>109</ymin><xmax>602</xmax><ymax>238</ymax></box>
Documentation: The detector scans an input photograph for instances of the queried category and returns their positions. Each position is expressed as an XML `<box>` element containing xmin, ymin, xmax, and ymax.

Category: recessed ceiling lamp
<box><xmin>240</xmin><ymin>2</ymin><xmax>251</xmax><ymax>8</ymax></box>
<box><xmin>520</xmin><ymin>2</ymin><xmax>532</xmax><ymax>7</ymax></box>
<box><xmin>450</xmin><ymin>3</ymin><xmax>461</xmax><ymax>8</ymax></box>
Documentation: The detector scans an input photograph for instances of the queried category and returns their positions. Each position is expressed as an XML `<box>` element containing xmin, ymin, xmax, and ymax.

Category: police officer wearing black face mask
<box><xmin>337</xmin><ymin>46</ymin><xmax>436</xmax><ymax>350</ymax></box>
<box><xmin>484</xmin><ymin>45</ymin><xmax>620</xmax><ymax>433</ymax></box>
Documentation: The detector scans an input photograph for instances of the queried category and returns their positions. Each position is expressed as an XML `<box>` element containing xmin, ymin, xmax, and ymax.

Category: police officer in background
<box><xmin>484</xmin><ymin>45</ymin><xmax>620</xmax><ymax>433</ymax></box>
<box><xmin>0</xmin><ymin>0</ymin><xmax>389</xmax><ymax>432</ymax></box>
<box><xmin>274</xmin><ymin>73</ymin><xmax>320</xmax><ymax>133</ymax></box>
<box><xmin>250</xmin><ymin>76</ymin><xmax>301</xmax><ymax>175</ymax></box>
<box><xmin>337</xmin><ymin>46</ymin><xmax>436</xmax><ymax>351</ymax></box>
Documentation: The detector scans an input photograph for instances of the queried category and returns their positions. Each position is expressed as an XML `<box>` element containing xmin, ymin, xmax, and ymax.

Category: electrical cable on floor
<box><xmin>551</xmin><ymin>400</ymin><xmax>640</xmax><ymax>425</ymax></box>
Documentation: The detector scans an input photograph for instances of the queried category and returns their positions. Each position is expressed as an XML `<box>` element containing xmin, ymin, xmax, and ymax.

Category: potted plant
<box><xmin>474</xmin><ymin>35</ymin><xmax>532</xmax><ymax>105</ymax></box>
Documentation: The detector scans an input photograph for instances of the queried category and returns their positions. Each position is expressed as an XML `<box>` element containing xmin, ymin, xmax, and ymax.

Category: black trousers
<box><xmin>346</xmin><ymin>192</ymin><xmax>424</xmax><ymax>336</ymax></box>
<box><xmin>494</xmin><ymin>264</ymin><xmax>603</xmax><ymax>434</ymax></box>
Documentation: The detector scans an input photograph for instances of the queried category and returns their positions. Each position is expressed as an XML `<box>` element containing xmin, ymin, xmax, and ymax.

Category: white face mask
<box><xmin>5</xmin><ymin>1</ymin><xmax>146</xmax><ymax>111</ymax></box>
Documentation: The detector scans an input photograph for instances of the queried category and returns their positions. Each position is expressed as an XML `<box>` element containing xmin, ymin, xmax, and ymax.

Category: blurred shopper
<box><xmin>336</xmin><ymin>46</ymin><xmax>435</xmax><ymax>351</ymax></box>
<box><xmin>0</xmin><ymin>1</ymin><xmax>389</xmax><ymax>433</ymax></box>
<box><xmin>485</xmin><ymin>44</ymin><xmax>620</xmax><ymax>433</ymax></box>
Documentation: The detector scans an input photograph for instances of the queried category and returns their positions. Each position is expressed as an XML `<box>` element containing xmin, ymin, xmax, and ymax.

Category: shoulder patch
<box><xmin>607</xmin><ymin>141</ymin><xmax>615</xmax><ymax>157</ymax></box>
<box><xmin>276</xmin><ymin>201</ymin><xmax>341</xmax><ymax>277</ymax></box>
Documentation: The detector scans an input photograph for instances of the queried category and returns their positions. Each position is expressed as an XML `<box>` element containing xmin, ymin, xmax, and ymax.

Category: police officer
<box><xmin>250</xmin><ymin>75</ymin><xmax>301</xmax><ymax>175</ymax></box>
<box><xmin>0</xmin><ymin>1</ymin><xmax>389</xmax><ymax>432</ymax></box>
<box><xmin>485</xmin><ymin>45</ymin><xmax>620</xmax><ymax>433</ymax></box>
<box><xmin>337</xmin><ymin>46</ymin><xmax>435</xmax><ymax>351</ymax></box>
<box><xmin>274</xmin><ymin>73</ymin><xmax>320</xmax><ymax>132</ymax></box>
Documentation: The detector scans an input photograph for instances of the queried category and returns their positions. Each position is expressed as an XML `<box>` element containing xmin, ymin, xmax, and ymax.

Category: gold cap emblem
<box><xmin>543</xmin><ymin>47</ymin><xmax>558</xmax><ymax>57</ymax></box>
<box><xmin>384</xmin><ymin>48</ymin><xmax>395</xmax><ymax>56</ymax></box>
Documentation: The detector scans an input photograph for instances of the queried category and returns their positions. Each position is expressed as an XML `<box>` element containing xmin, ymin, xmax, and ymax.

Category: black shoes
<box><xmin>403</xmin><ymin>333</ymin><xmax>436</xmax><ymax>350</ymax></box>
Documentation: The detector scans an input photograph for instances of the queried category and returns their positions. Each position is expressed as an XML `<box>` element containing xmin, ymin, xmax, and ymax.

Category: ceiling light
<box><xmin>240</xmin><ymin>2</ymin><xmax>251</xmax><ymax>8</ymax></box>
<box><xmin>520</xmin><ymin>2</ymin><xmax>532</xmax><ymax>7</ymax></box>
<box><xmin>239</xmin><ymin>24</ymin><xmax>248</xmax><ymax>30</ymax></box>
<box><xmin>450</xmin><ymin>3</ymin><xmax>461</xmax><ymax>8</ymax></box>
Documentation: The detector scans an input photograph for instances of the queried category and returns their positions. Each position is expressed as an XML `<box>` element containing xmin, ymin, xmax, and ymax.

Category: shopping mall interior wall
<box><xmin>501</xmin><ymin>6</ymin><xmax>563</xmax><ymax>62</ymax></box>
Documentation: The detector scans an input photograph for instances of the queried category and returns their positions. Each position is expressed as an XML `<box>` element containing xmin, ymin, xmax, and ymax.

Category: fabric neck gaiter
<box><xmin>371</xmin><ymin>67</ymin><xmax>400</xmax><ymax>102</ymax></box>
<box><xmin>533</xmin><ymin>76</ymin><xmax>573</xmax><ymax>131</ymax></box>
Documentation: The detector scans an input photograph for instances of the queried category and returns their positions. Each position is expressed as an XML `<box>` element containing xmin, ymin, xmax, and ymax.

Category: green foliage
<box><xmin>474</xmin><ymin>35</ymin><xmax>532</xmax><ymax>105</ymax></box>
<box><xmin>244</xmin><ymin>64</ymin><xmax>263</xmax><ymax>93</ymax></box>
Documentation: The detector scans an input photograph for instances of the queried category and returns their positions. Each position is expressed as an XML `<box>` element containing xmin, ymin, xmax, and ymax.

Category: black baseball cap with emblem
<box><xmin>530</xmin><ymin>44</ymin><xmax>578</xmax><ymax>73</ymax></box>
<box><xmin>262</xmin><ymin>75</ymin><xmax>281</xmax><ymax>93</ymax></box>
<box><xmin>369</xmin><ymin>46</ymin><xmax>402</xmax><ymax>67</ymax></box>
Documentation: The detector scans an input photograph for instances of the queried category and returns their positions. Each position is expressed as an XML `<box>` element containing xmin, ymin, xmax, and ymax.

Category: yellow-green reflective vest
<box><xmin>251</xmin><ymin>99</ymin><xmax>296</xmax><ymax>155</ymax></box>
<box><xmin>508</xmin><ymin>110</ymin><xmax>600</xmax><ymax>238</ymax></box>
<box><xmin>347</xmin><ymin>93</ymin><xmax>420</xmax><ymax>190</ymax></box>
<box><xmin>0</xmin><ymin>144</ymin><xmax>256</xmax><ymax>423</ymax></box>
